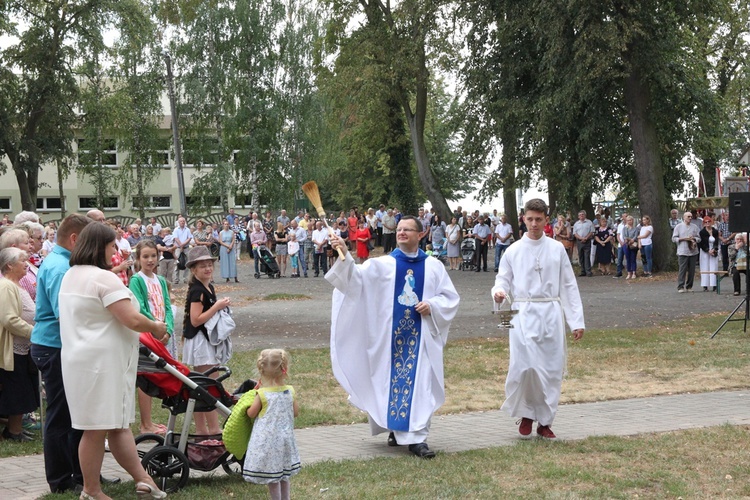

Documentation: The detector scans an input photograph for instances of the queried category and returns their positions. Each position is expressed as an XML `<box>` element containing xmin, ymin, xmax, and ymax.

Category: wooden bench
<box><xmin>699</xmin><ymin>270</ymin><xmax>729</xmax><ymax>294</ymax></box>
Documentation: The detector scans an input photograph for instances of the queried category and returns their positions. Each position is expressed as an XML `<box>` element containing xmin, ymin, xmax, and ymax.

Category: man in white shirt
<box><xmin>572</xmin><ymin>211</ymin><xmax>595</xmax><ymax>277</ymax></box>
<box><xmin>375</xmin><ymin>204</ymin><xmax>386</xmax><ymax>247</ymax></box>
<box><xmin>173</xmin><ymin>216</ymin><xmax>193</xmax><ymax>284</ymax></box>
<box><xmin>614</xmin><ymin>213</ymin><xmax>628</xmax><ymax>278</ymax></box>
<box><xmin>312</xmin><ymin>221</ymin><xmax>329</xmax><ymax>277</ymax></box>
<box><xmin>146</xmin><ymin>217</ymin><xmax>162</xmax><ymax>236</ymax></box>
<box><xmin>494</xmin><ymin>214</ymin><xmax>513</xmax><ymax>272</ymax></box>
<box><xmin>382</xmin><ymin>208</ymin><xmax>397</xmax><ymax>254</ymax></box>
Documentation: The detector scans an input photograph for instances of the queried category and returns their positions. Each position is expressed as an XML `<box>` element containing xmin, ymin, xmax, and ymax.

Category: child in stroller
<box><xmin>460</xmin><ymin>238</ymin><xmax>477</xmax><ymax>271</ymax></box>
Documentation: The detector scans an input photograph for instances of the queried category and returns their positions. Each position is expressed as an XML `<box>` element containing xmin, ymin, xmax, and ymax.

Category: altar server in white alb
<box><xmin>326</xmin><ymin>215</ymin><xmax>459</xmax><ymax>459</ymax></box>
<box><xmin>492</xmin><ymin>198</ymin><xmax>585</xmax><ymax>440</ymax></box>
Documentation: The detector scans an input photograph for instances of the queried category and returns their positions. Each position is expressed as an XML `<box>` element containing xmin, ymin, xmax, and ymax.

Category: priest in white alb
<box><xmin>492</xmin><ymin>199</ymin><xmax>585</xmax><ymax>440</ymax></box>
<box><xmin>326</xmin><ymin>215</ymin><xmax>459</xmax><ymax>458</ymax></box>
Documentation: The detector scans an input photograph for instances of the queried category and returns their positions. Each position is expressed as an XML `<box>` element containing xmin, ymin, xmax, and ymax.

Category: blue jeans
<box><xmin>625</xmin><ymin>246</ymin><xmax>638</xmax><ymax>272</ymax></box>
<box><xmin>495</xmin><ymin>244</ymin><xmax>509</xmax><ymax>270</ymax></box>
<box><xmin>642</xmin><ymin>244</ymin><xmax>653</xmax><ymax>274</ymax></box>
<box><xmin>616</xmin><ymin>245</ymin><xmax>626</xmax><ymax>275</ymax></box>
<box><xmin>30</xmin><ymin>344</ymin><xmax>84</xmax><ymax>493</ymax></box>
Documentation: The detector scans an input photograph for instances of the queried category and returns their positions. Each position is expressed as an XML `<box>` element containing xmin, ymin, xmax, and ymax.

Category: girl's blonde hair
<box><xmin>257</xmin><ymin>349</ymin><xmax>290</xmax><ymax>381</ymax></box>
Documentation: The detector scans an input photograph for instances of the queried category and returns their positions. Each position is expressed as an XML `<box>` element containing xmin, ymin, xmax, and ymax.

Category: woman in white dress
<box><xmin>59</xmin><ymin>223</ymin><xmax>167</xmax><ymax>500</ymax></box>
<box><xmin>698</xmin><ymin>215</ymin><xmax>720</xmax><ymax>291</ymax></box>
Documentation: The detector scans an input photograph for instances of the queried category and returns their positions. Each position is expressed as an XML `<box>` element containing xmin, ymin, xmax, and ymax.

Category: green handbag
<box><xmin>222</xmin><ymin>389</ymin><xmax>256</xmax><ymax>458</ymax></box>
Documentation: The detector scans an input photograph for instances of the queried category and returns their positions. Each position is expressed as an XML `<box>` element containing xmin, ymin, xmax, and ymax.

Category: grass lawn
<box><xmin>10</xmin><ymin>312</ymin><xmax>750</xmax><ymax>498</ymax></box>
<box><xmin>41</xmin><ymin>425</ymin><xmax>750</xmax><ymax>499</ymax></box>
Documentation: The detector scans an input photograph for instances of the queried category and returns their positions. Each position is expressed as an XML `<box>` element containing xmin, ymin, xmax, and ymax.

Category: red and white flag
<box><xmin>698</xmin><ymin>172</ymin><xmax>707</xmax><ymax>198</ymax></box>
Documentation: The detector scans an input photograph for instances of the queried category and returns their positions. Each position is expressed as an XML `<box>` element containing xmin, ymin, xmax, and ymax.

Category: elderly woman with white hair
<box><xmin>17</xmin><ymin>221</ymin><xmax>45</xmax><ymax>267</ymax></box>
<box><xmin>13</xmin><ymin>211</ymin><xmax>40</xmax><ymax>225</ymax></box>
<box><xmin>729</xmin><ymin>234</ymin><xmax>747</xmax><ymax>296</ymax></box>
<box><xmin>0</xmin><ymin>228</ymin><xmax>38</xmax><ymax>301</ymax></box>
<box><xmin>0</xmin><ymin>247</ymin><xmax>38</xmax><ymax>442</ymax></box>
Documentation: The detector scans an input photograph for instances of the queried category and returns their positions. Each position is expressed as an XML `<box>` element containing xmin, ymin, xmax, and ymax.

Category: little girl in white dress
<box><xmin>243</xmin><ymin>349</ymin><xmax>301</xmax><ymax>500</ymax></box>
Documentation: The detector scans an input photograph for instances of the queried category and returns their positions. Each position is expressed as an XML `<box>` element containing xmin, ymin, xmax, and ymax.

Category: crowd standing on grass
<box><xmin>0</xmin><ymin>197</ymin><xmax>746</xmax><ymax>493</ymax></box>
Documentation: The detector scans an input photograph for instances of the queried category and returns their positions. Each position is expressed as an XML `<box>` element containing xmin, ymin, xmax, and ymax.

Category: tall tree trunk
<box><xmin>500</xmin><ymin>133</ymin><xmax>519</xmax><ymax>235</ymax></box>
<box><xmin>251</xmin><ymin>159</ymin><xmax>259</xmax><ymax>214</ymax></box>
<box><xmin>14</xmin><ymin>161</ymin><xmax>34</xmax><ymax>211</ymax></box>
<box><xmin>623</xmin><ymin>54</ymin><xmax>673</xmax><ymax>271</ymax></box>
<box><xmin>56</xmin><ymin>158</ymin><xmax>66</xmax><ymax>218</ymax></box>
<box><xmin>400</xmin><ymin>46</ymin><xmax>451</xmax><ymax>219</ymax></box>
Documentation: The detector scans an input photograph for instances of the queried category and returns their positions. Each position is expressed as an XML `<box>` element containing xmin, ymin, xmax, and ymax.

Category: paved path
<box><xmin>3</xmin><ymin>390</ymin><xmax>750</xmax><ymax>499</ymax></box>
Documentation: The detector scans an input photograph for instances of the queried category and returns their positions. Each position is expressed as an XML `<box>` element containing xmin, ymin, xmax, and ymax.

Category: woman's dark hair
<box><xmin>69</xmin><ymin>222</ymin><xmax>116</xmax><ymax>270</ymax></box>
<box><xmin>432</xmin><ymin>214</ymin><xmax>442</xmax><ymax>226</ymax></box>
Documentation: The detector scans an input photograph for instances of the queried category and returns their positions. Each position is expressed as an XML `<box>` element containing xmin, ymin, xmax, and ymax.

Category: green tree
<box><xmin>0</xmin><ymin>0</ymin><xmax>122</xmax><ymax>211</ymax></box>
<box><xmin>111</xmin><ymin>0</ymin><xmax>166</xmax><ymax>219</ymax></box>
<box><xmin>323</xmin><ymin>0</ymin><xmax>469</xmax><ymax>218</ymax></box>
<box><xmin>76</xmin><ymin>45</ymin><xmax>120</xmax><ymax>210</ymax></box>
<box><xmin>461</xmin><ymin>0</ymin><xmax>734</xmax><ymax>271</ymax></box>
<box><xmin>167</xmin><ymin>0</ymin><xmax>323</xmax><ymax>214</ymax></box>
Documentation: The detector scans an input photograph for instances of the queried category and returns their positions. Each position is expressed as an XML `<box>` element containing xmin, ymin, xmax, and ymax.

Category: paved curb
<box><xmin>3</xmin><ymin>390</ymin><xmax>750</xmax><ymax>499</ymax></box>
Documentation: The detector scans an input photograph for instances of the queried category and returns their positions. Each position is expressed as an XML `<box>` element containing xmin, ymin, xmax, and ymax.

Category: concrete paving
<box><xmin>3</xmin><ymin>390</ymin><xmax>750</xmax><ymax>499</ymax></box>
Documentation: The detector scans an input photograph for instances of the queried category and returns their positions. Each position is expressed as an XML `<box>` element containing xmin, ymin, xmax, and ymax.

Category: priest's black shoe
<box><xmin>387</xmin><ymin>432</ymin><xmax>399</xmax><ymax>446</ymax></box>
<box><xmin>408</xmin><ymin>442</ymin><xmax>436</xmax><ymax>459</ymax></box>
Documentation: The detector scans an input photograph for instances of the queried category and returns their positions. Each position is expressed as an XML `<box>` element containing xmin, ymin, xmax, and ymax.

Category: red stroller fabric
<box><xmin>138</xmin><ymin>333</ymin><xmax>191</xmax><ymax>397</ymax></box>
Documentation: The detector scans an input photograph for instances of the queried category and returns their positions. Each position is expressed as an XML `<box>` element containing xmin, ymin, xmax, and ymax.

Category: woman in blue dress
<box><xmin>219</xmin><ymin>220</ymin><xmax>238</xmax><ymax>282</ymax></box>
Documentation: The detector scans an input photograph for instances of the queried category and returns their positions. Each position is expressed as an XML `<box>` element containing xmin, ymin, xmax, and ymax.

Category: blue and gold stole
<box><xmin>388</xmin><ymin>248</ymin><xmax>427</xmax><ymax>431</ymax></box>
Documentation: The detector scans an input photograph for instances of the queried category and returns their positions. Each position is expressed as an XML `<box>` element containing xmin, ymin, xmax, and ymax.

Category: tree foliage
<box><xmin>320</xmin><ymin>0</ymin><xmax>472</xmax><ymax>218</ymax></box>
<box><xmin>460</xmin><ymin>0</ymin><xmax>747</xmax><ymax>270</ymax></box>
<box><xmin>0</xmin><ymin>0</ymin><xmax>124</xmax><ymax>211</ymax></box>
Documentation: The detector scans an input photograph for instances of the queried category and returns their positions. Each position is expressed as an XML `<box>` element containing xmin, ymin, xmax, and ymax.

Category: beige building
<box><xmin>0</xmin><ymin>93</ymin><xmax>250</xmax><ymax>221</ymax></box>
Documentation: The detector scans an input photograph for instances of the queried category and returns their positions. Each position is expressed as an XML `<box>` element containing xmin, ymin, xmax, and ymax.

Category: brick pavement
<box><xmin>2</xmin><ymin>390</ymin><xmax>750</xmax><ymax>499</ymax></box>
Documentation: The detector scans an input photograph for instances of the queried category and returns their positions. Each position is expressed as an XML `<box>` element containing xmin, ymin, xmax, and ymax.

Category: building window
<box><xmin>79</xmin><ymin>197</ymin><xmax>119</xmax><ymax>210</ymax></box>
<box><xmin>78</xmin><ymin>138</ymin><xmax>117</xmax><ymax>168</ymax></box>
<box><xmin>186</xmin><ymin>196</ymin><xmax>222</xmax><ymax>208</ymax></box>
<box><xmin>234</xmin><ymin>192</ymin><xmax>252</xmax><ymax>208</ymax></box>
<box><xmin>132</xmin><ymin>195</ymin><xmax>171</xmax><ymax>210</ymax></box>
<box><xmin>183</xmin><ymin>138</ymin><xmax>220</xmax><ymax>167</ymax></box>
<box><xmin>0</xmin><ymin>198</ymin><xmax>10</xmax><ymax>211</ymax></box>
<box><xmin>36</xmin><ymin>197</ymin><xmax>64</xmax><ymax>211</ymax></box>
<box><xmin>154</xmin><ymin>150</ymin><xmax>170</xmax><ymax>166</ymax></box>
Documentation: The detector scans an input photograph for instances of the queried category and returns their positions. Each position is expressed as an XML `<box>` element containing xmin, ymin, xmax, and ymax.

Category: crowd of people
<box><xmin>0</xmin><ymin>199</ymin><xmax>747</xmax><ymax>498</ymax></box>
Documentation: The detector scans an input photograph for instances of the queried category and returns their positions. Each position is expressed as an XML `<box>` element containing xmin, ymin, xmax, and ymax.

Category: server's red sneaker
<box><xmin>536</xmin><ymin>425</ymin><xmax>556</xmax><ymax>439</ymax></box>
<box><xmin>518</xmin><ymin>418</ymin><xmax>533</xmax><ymax>437</ymax></box>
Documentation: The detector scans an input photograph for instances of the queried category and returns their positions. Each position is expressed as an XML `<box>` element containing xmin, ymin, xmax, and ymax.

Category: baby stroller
<box><xmin>460</xmin><ymin>238</ymin><xmax>476</xmax><ymax>271</ymax></box>
<box><xmin>135</xmin><ymin>333</ymin><xmax>245</xmax><ymax>493</ymax></box>
<box><xmin>431</xmin><ymin>237</ymin><xmax>448</xmax><ymax>265</ymax></box>
<box><xmin>255</xmin><ymin>244</ymin><xmax>280</xmax><ymax>279</ymax></box>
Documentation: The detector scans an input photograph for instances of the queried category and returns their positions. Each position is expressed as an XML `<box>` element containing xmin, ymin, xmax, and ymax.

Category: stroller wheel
<box><xmin>254</xmin><ymin>273</ymin><xmax>261</xmax><ymax>279</ymax></box>
<box><xmin>134</xmin><ymin>433</ymin><xmax>165</xmax><ymax>459</ymax></box>
<box><xmin>221</xmin><ymin>454</ymin><xmax>245</xmax><ymax>475</ymax></box>
<box><xmin>141</xmin><ymin>446</ymin><xmax>190</xmax><ymax>493</ymax></box>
